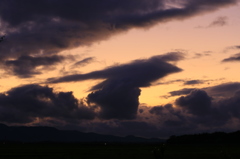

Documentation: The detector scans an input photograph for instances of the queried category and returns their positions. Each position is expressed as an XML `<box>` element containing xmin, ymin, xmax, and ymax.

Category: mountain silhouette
<box><xmin>0</xmin><ymin>123</ymin><xmax>163</xmax><ymax>143</ymax></box>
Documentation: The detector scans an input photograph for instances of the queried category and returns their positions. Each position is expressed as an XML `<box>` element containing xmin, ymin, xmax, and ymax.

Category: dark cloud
<box><xmin>43</xmin><ymin>83</ymin><xmax>240</xmax><ymax>138</ymax></box>
<box><xmin>139</xmin><ymin>109</ymin><xmax>144</xmax><ymax>114</ymax></box>
<box><xmin>150</xmin><ymin>88</ymin><xmax>238</xmax><ymax>134</ymax></box>
<box><xmin>46</xmin><ymin>54</ymin><xmax>182</xmax><ymax>119</ymax></box>
<box><xmin>155</xmin><ymin>52</ymin><xmax>185</xmax><ymax>62</ymax></box>
<box><xmin>48</xmin><ymin>53</ymin><xmax>183</xmax><ymax>84</ymax></box>
<box><xmin>148</xmin><ymin>104</ymin><xmax>196</xmax><ymax>136</ymax></box>
<box><xmin>149</xmin><ymin>105</ymin><xmax>164</xmax><ymax>115</ymax></box>
<box><xmin>45</xmin><ymin>53</ymin><xmax>182</xmax><ymax>120</ymax></box>
<box><xmin>169</xmin><ymin>84</ymin><xmax>240</xmax><ymax>127</ymax></box>
<box><xmin>175</xmin><ymin>89</ymin><xmax>212</xmax><ymax>116</ymax></box>
<box><xmin>156</xmin><ymin>79</ymin><xmax>185</xmax><ymax>86</ymax></box>
<box><xmin>0</xmin><ymin>0</ymin><xmax>237</xmax><ymax>62</ymax></box>
<box><xmin>86</xmin><ymin>54</ymin><xmax>182</xmax><ymax>119</ymax></box>
<box><xmin>222</xmin><ymin>53</ymin><xmax>240</xmax><ymax>62</ymax></box>
<box><xmin>176</xmin><ymin>88</ymin><xmax>240</xmax><ymax>126</ymax></box>
<box><xmin>169</xmin><ymin>88</ymin><xmax>196</xmax><ymax>96</ymax></box>
<box><xmin>3</xmin><ymin>55</ymin><xmax>65</xmax><ymax>78</ymax></box>
<box><xmin>149</xmin><ymin>104</ymin><xmax>186</xmax><ymax>122</ymax></box>
<box><xmin>215</xmin><ymin>91</ymin><xmax>240</xmax><ymax>119</ymax></box>
<box><xmin>205</xmin><ymin>82</ymin><xmax>240</xmax><ymax>98</ymax></box>
<box><xmin>157</xmin><ymin>78</ymin><xmax>211</xmax><ymax>86</ymax></box>
<box><xmin>0</xmin><ymin>84</ymin><xmax>96</xmax><ymax>124</ymax></box>
<box><xmin>167</xmin><ymin>82</ymin><xmax>240</xmax><ymax>98</ymax></box>
<box><xmin>88</xmin><ymin>85</ymin><xmax>141</xmax><ymax>120</ymax></box>
<box><xmin>184</xmin><ymin>80</ymin><xmax>205</xmax><ymax>85</ymax></box>
<box><xmin>208</xmin><ymin>82</ymin><xmax>240</xmax><ymax>93</ymax></box>
<box><xmin>2</xmin><ymin>83</ymin><xmax>240</xmax><ymax>138</ymax></box>
<box><xmin>47</xmin><ymin>84</ymin><xmax>240</xmax><ymax>137</ymax></box>
<box><xmin>71</xmin><ymin>57</ymin><xmax>95</xmax><ymax>68</ymax></box>
<box><xmin>161</xmin><ymin>79</ymin><xmax>208</xmax><ymax>98</ymax></box>
<box><xmin>0</xmin><ymin>0</ymin><xmax>236</xmax><ymax>78</ymax></box>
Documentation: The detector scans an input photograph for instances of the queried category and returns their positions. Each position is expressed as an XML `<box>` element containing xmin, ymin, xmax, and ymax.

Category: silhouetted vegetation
<box><xmin>167</xmin><ymin>131</ymin><xmax>240</xmax><ymax>144</ymax></box>
<box><xmin>0</xmin><ymin>143</ymin><xmax>163</xmax><ymax>159</ymax></box>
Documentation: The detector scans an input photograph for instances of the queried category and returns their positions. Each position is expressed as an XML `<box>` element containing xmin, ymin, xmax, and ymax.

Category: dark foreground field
<box><xmin>0</xmin><ymin>143</ymin><xmax>240</xmax><ymax>159</ymax></box>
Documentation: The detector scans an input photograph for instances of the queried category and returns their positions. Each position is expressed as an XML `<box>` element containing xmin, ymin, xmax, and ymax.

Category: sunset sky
<box><xmin>0</xmin><ymin>0</ymin><xmax>240</xmax><ymax>139</ymax></box>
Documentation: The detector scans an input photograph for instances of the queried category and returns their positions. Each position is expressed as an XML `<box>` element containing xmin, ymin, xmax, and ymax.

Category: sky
<box><xmin>0</xmin><ymin>0</ymin><xmax>240</xmax><ymax>139</ymax></box>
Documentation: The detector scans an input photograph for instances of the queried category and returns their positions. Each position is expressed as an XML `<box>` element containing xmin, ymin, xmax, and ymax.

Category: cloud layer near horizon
<box><xmin>1</xmin><ymin>82</ymin><xmax>240</xmax><ymax>138</ymax></box>
<box><xmin>0</xmin><ymin>0</ymin><xmax>238</xmax><ymax>77</ymax></box>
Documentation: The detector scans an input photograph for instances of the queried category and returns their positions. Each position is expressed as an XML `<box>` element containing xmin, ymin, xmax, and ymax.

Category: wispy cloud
<box><xmin>222</xmin><ymin>53</ymin><xmax>240</xmax><ymax>62</ymax></box>
<box><xmin>196</xmin><ymin>16</ymin><xmax>228</xmax><ymax>28</ymax></box>
<box><xmin>208</xmin><ymin>16</ymin><xmax>228</xmax><ymax>27</ymax></box>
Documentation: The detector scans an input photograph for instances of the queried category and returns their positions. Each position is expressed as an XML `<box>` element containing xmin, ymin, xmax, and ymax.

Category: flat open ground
<box><xmin>0</xmin><ymin>143</ymin><xmax>239</xmax><ymax>159</ymax></box>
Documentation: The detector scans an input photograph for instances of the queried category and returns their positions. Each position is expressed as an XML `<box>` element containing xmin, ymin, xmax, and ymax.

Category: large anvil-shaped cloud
<box><xmin>47</xmin><ymin>53</ymin><xmax>183</xmax><ymax>86</ymax></box>
<box><xmin>48</xmin><ymin>53</ymin><xmax>183</xmax><ymax>119</ymax></box>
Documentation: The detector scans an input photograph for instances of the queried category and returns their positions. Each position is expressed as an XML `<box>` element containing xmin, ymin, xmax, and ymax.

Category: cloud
<box><xmin>166</xmin><ymin>82</ymin><xmax>240</xmax><ymax>98</ymax></box>
<box><xmin>183</xmin><ymin>80</ymin><xmax>205</xmax><ymax>85</ymax></box>
<box><xmin>208</xmin><ymin>16</ymin><xmax>228</xmax><ymax>27</ymax></box>
<box><xmin>173</xmin><ymin>88</ymin><xmax>240</xmax><ymax>126</ymax></box>
<box><xmin>205</xmin><ymin>82</ymin><xmax>240</xmax><ymax>98</ymax></box>
<box><xmin>46</xmin><ymin>53</ymin><xmax>183</xmax><ymax>119</ymax></box>
<box><xmin>175</xmin><ymin>89</ymin><xmax>212</xmax><ymax>116</ymax></box>
<box><xmin>87</xmin><ymin>54</ymin><xmax>183</xmax><ymax>119</ymax></box>
<box><xmin>71</xmin><ymin>57</ymin><xmax>95</xmax><ymax>68</ymax></box>
<box><xmin>0</xmin><ymin>0</ymin><xmax>237</xmax><ymax>63</ymax></box>
<box><xmin>0</xmin><ymin>0</ymin><xmax>236</xmax><ymax>78</ymax></box>
<box><xmin>87</xmin><ymin>85</ymin><xmax>141</xmax><ymax>120</ymax></box>
<box><xmin>169</xmin><ymin>88</ymin><xmax>196</xmax><ymax>96</ymax></box>
<box><xmin>222</xmin><ymin>53</ymin><xmax>240</xmax><ymax>62</ymax></box>
<box><xmin>156</xmin><ymin>79</ymin><xmax>185</xmax><ymax>86</ymax></box>
<box><xmin>192</xmin><ymin>52</ymin><xmax>211</xmax><ymax>58</ymax></box>
<box><xmin>2</xmin><ymin>82</ymin><xmax>240</xmax><ymax>138</ymax></box>
<box><xmin>47</xmin><ymin>53</ymin><xmax>183</xmax><ymax>85</ymax></box>
<box><xmin>49</xmin><ymin>84</ymin><xmax>240</xmax><ymax>138</ymax></box>
<box><xmin>0</xmin><ymin>84</ymin><xmax>96</xmax><ymax>124</ymax></box>
<box><xmin>195</xmin><ymin>16</ymin><xmax>228</xmax><ymax>28</ymax></box>
<box><xmin>155</xmin><ymin>52</ymin><xmax>185</xmax><ymax>62</ymax></box>
<box><xmin>216</xmin><ymin>91</ymin><xmax>240</xmax><ymax>119</ymax></box>
<box><xmin>223</xmin><ymin>45</ymin><xmax>240</xmax><ymax>53</ymax></box>
<box><xmin>148</xmin><ymin>86</ymin><xmax>240</xmax><ymax>136</ymax></box>
<box><xmin>3</xmin><ymin>55</ymin><xmax>65</xmax><ymax>78</ymax></box>
<box><xmin>164</xmin><ymin>83</ymin><xmax>240</xmax><ymax>127</ymax></box>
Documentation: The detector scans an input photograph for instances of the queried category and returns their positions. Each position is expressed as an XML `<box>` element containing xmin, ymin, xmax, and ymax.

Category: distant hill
<box><xmin>167</xmin><ymin>131</ymin><xmax>240</xmax><ymax>144</ymax></box>
<box><xmin>0</xmin><ymin>123</ymin><xmax>164</xmax><ymax>143</ymax></box>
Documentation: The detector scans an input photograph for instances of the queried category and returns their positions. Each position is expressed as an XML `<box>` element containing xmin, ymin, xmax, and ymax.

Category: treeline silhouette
<box><xmin>167</xmin><ymin>131</ymin><xmax>240</xmax><ymax>144</ymax></box>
